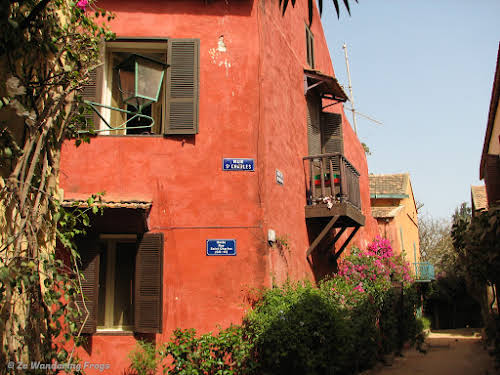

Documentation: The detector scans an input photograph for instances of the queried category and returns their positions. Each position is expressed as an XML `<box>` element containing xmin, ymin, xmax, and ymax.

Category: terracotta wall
<box><xmin>59</xmin><ymin>0</ymin><xmax>379</xmax><ymax>372</ymax></box>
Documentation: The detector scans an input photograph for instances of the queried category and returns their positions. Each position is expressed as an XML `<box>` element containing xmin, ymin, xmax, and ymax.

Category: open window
<box><xmin>76</xmin><ymin>232</ymin><xmax>163</xmax><ymax>334</ymax></box>
<box><xmin>81</xmin><ymin>38</ymin><xmax>199</xmax><ymax>135</ymax></box>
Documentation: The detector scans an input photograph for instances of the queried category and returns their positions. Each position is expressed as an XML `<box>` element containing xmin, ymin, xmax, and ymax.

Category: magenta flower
<box><xmin>76</xmin><ymin>0</ymin><xmax>89</xmax><ymax>11</ymax></box>
<box><xmin>353</xmin><ymin>283</ymin><xmax>365</xmax><ymax>293</ymax></box>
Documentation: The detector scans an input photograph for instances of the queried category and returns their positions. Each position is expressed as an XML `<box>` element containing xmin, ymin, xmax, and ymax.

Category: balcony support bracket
<box><xmin>332</xmin><ymin>225</ymin><xmax>360</xmax><ymax>261</ymax></box>
<box><xmin>306</xmin><ymin>215</ymin><xmax>340</xmax><ymax>258</ymax></box>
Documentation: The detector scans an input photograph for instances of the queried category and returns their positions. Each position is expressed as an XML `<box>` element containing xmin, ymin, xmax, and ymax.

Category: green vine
<box><xmin>0</xmin><ymin>0</ymin><xmax>113</xmax><ymax>371</ymax></box>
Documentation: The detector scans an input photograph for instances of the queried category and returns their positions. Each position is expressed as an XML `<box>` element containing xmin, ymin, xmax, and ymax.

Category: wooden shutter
<box><xmin>307</xmin><ymin>96</ymin><xmax>321</xmax><ymax>156</ymax></box>
<box><xmin>81</xmin><ymin>46</ymin><xmax>104</xmax><ymax>132</ymax></box>
<box><xmin>75</xmin><ymin>237</ymin><xmax>100</xmax><ymax>334</ymax></box>
<box><xmin>164</xmin><ymin>39</ymin><xmax>199</xmax><ymax>135</ymax></box>
<box><xmin>305</xmin><ymin>24</ymin><xmax>314</xmax><ymax>68</ymax></box>
<box><xmin>320</xmin><ymin>112</ymin><xmax>343</xmax><ymax>154</ymax></box>
<box><xmin>485</xmin><ymin>154</ymin><xmax>500</xmax><ymax>205</ymax></box>
<box><xmin>134</xmin><ymin>232</ymin><xmax>163</xmax><ymax>333</ymax></box>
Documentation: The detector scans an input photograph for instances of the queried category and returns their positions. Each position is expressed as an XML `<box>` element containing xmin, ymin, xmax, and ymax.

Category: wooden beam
<box><xmin>326</xmin><ymin>227</ymin><xmax>346</xmax><ymax>251</ymax></box>
<box><xmin>306</xmin><ymin>215</ymin><xmax>340</xmax><ymax>257</ymax></box>
<box><xmin>333</xmin><ymin>226</ymin><xmax>359</xmax><ymax>261</ymax></box>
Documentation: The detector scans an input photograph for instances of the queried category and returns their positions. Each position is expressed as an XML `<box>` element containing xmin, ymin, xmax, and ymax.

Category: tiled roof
<box><xmin>471</xmin><ymin>185</ymin><xmax>487</xmax><ymax>211</ymax></box>
<box><xmin>369</xmin><ymin>173</ymin><xmax>409</xmax><ymax>197</ymax></box>
<box><xmin>371</xmin><ymin>206</ymin><xmax>404</xmax><ymax>218</ymax></box>
<box><xmin>62</xmin><ymin>198</ymin><xmax>152</xmax><ymax>210</ymax></box>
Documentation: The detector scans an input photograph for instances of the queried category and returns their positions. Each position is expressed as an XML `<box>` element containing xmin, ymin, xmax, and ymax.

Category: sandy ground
<box><xmin>367</xmin><ymin>328</ymin><xmax>499</xmax><ymax>375</ymax></box>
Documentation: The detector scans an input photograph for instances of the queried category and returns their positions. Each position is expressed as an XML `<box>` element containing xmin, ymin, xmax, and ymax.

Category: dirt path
<box><xmin>368</xmin><ymin>328</ymin><xmax>498</xmax><ymax>375</ymax></box>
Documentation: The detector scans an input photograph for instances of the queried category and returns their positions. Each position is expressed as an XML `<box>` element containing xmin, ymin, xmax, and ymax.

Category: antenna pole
<box><xmin>343</xmin><ymin>43</ymin><xmax>358</xmax><ymax>135</ymax></box>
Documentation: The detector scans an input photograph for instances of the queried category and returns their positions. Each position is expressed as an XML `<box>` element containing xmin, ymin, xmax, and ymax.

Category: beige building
<box><xmin>369</xmin><ymin>173</ymin><xmax>421</xmax><ymax>268</ymax></box>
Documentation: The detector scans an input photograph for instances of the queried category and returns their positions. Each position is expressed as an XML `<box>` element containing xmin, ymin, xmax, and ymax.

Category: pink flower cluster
<box><xmin>335</xmin><ymin>237</ymin><xmax>414</xmax><ymax>296</ymax></box>
<box><xmin>76</xmin><ymin>0</ymin><xmax>89</xmax><ymax>11</ymax></box>
<box><xmin>366</xmin><ymin>237</ymin><xmax>394</xmax><ymax>258</ymax></box>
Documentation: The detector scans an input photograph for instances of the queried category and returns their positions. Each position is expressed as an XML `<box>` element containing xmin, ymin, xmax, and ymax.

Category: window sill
<box><xmin>95</xmin><ymin>329</ymin><xmax>134</xmax><ymax>336</ymax></box>
<box><xmin>96</xmin><ymin>134</ymin><xmax>164</xmax><ymax>138</ymax></box>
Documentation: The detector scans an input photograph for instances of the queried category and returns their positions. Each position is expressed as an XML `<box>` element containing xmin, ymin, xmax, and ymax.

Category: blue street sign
<box><xmin>222</xmin><ymin>158</ymin><xmax>255</xmax><ymax>171</ymax></box>
<box><xmin>206</xmin><ymin>239</ymin><xmax>237</xmax><ymax>256</ymax></box>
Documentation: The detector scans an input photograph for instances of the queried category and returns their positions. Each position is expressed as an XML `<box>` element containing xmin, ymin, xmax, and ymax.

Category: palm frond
<box><xmin>280</xmin><ymin>0</ymin><xmax>358</xmax><ymax>25</ymax></box>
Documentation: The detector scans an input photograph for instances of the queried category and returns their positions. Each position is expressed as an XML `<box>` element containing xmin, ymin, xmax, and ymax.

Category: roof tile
<box><xmin>369</xmin><ymin>173</ymin><xmax>409</xmax><ymax>196</ymax></box>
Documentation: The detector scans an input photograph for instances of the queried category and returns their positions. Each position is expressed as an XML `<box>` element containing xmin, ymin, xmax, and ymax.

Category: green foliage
<box><xmin>244</xmin><ymin>281</ymin><xmax>346</xmax><ymax>375</ymax></box>
<box><xmin>128</xmin><ymin>340</ymin><xmax>159</xmax><ymax>375</ymax></box>
<box><xmin>452</xmin><ymin>204</ymin><xmax>500</xmax><ymax>367</ymax></box>
<box><xmin>128</xmin><ymin>239</ymin><xmax>424</xmax><ymax>375</ymax></box>
<box><xmin>0</xmin><ymin>0</ymin><xmax>113</xmax><ymax>369</ymax></box>
<box><xmin>160</xmin><ymin>325</ymin><xmax>252</xmax><ymax>375</ymax></box>
<box><xmin>279</xmin><ymin>0</ymin><xmax>358</xmax><ymax>25</ymax></box>
<box><xmin>462</xmin><ymin>205</ymin><xmax>500</xmax><ymax>286</ymax></box>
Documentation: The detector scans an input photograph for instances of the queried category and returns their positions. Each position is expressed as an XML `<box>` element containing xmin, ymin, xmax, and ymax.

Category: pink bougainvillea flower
<box><xmin>353</xmin><ymin>283</ymin><xmax>365</xmax><ymax>293</ymax></box>
<box><xmin>76</xmin><ymin>0</ymin><xmax>89</xmax><ymax>11</ymax></box>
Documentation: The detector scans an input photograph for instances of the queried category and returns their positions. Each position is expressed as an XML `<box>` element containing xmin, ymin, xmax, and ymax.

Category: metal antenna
<box><xmin>342</xmin><ymin>44</ymin><xmax>383</xmax><ymax>134</ymax></box>
<box><xmin>343</xmin><ymin>43</ymin><xmax>358</xmax><ymax>134</ymax></box>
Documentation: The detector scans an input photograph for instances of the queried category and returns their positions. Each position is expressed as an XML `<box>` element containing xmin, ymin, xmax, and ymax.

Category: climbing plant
<box><xmin>0</xmin><ymin>0</ymin><xmax>112</xmax><ymax>370</ymax></box>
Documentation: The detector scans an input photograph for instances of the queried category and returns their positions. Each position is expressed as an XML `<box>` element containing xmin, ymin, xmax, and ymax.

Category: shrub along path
<box><xmin>368</xmin><ymin>328</ymin><xmax>497</xmax><ymax>375</ymax></box>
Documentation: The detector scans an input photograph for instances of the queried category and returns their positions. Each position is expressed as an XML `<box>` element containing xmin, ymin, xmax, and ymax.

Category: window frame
<box><xmin>102</xmin><ymin>40</ymin><xmax>169</xmax><ymax>135</ymax></box>
<box><xmin>97</xmin><ymin>234</ymin><xmax>137</xmax><ymax>332</ymax></box>
<box><xmin>76</xmin><ymin>231</ymin><xmax>164</xmax><ymax>335</ymax></box>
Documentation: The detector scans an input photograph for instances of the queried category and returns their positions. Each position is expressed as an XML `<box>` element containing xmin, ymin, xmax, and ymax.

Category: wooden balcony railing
<box><xmin>303</xmin><ymin>153</ymin><xmax>361</xmax><ymax>210</ymax></box>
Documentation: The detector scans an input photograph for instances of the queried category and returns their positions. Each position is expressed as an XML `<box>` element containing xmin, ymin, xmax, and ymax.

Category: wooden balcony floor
<box><xmin>305</xmin><ymin>202</ymin><xmax>365</xmax><ymax>227</ymax></box>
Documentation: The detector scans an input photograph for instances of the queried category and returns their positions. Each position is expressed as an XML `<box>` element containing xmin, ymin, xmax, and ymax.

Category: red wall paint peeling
<box><xmin>59</xmin><ymin>0</ymin><xmax>379</xmax><ymax>372</ymax></box>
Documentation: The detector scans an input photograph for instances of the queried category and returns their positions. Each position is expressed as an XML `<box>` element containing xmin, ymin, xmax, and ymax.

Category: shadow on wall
<box><xmin>100</xmin><ymin>0</ymin><xmax>254</xmax><ymax>17</ymax></box>
<box><xmin>306</xmin><ymin>224</ymin><xmax>340</xmax><ymax>284</ymax></box>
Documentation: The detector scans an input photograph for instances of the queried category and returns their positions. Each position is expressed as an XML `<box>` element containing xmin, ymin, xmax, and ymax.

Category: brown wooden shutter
<box><xmin>485</xmin><ymin>154</ymin><xmax>500</xmax><ymax>206</ymax></box>
<box><xmin>134</xmin><ymin>232</ymin><xmax>163</xmax><ymax>333</ymax></box>
<box><xmin>75</xmin><ymin>237</ymin><xmax>100</xmax><ymax>334</ymax></box>
<box><xmin>81</xmin><ymin>47</ymin><xmax>104</xmax><ymax>132</ymax></box>
<box><xmin>164</xmin><ymin>39</ymin><xmax>199</xmax><ymax>135</ymax></box>
<box><xmin>320</xmin><ymin>112</ymin><xmax>343</xmax><ymax>154</ymax></box>
<box><xmin>305</xmin><ymin>24</ymin><xmax>314</xmax><ymax>69</ymax></box>
<box><xmin>307</xmin><ymin>96</ymin><xmax>321</xmax><ymax>156</ymax></box>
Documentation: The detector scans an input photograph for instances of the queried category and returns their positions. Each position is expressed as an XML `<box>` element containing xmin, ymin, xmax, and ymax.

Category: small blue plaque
<box><xmin>206</xmin><ymin>239</ymin><xmax>237</xmax><ymax>256</ymax></box>
<box><xmin>223</xmin><ymin>158</ymin><xmax>255</xmax><ymax>171</ymax></box>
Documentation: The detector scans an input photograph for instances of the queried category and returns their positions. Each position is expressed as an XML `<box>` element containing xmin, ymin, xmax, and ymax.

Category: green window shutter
<box><xmin>307</xmin><ymin>96</ymin><xmax>321</xmax><ymax>155</ymax></box>
<box><xmin>75</xmin><ymin>237</ymin><xmax>100</xmax><ymax>335</ymax></box>
<box><xmin>164</xmin><ymin>39</ymin><xmax>199</xmax><ymax>135</ymax></box>
<box><xmin>134</xmin><ymin>232</ymin><xmax>163</xmax><ymax>333</ymax></box>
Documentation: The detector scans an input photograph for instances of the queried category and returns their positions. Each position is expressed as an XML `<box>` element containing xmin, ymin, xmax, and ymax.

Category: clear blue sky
<box><xmin>320</xmin><ymin>1</ymin><xmax>500</xmax><ymax>219</ymax></box>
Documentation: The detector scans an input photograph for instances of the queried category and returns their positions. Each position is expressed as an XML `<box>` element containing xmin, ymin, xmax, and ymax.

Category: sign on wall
<box><xmin>222</xmin><ymin>158</ymin><xmax>255</xmax><ymax>171</ymax></box>
<box><xmin>206</xmin><ymin>239</ymin><xmax>237</xmax><ymax>256</ymax></box>
<box><xmin>276</xmin><ymin>169</ymin><xmax>284</xmax><ymax>185</ymax></box>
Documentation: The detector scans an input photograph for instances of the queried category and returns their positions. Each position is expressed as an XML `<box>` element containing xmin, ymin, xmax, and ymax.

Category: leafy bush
<box><xmin>243</xmin><ymin>281</ymin><xmax>348</xmax><ymax>375</ymax></box>
<box><xmin>160</xmin><ymin>325</ymin><xmax>252</xmax><ymax>375</ymax></box>
<box><xmin>128</xmin><ymin>341</ymin><xmax>159</xmax><ymax>375</ymax></box>
<box><xmin>128</xmin><ymin>238</ymin><xmax>424</xmax><ymax>375</ymax></box>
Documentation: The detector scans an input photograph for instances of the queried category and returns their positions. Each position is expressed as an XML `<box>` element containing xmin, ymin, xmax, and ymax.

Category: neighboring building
<box><xmin>471</xmin><ymin>185</ymin><xmax>488</xmax><ymax>216</ymax></box>
<box><xmin>480</xmin><ymin>43</ymin><xmax>500</xmax><ymax>207</ymax></box>
<box><xmin>59</xmin><ymin>0</ymin><xmax>379</xmax><ymax>371</ymax></box>
<box><xmin>369</xmin><ymin>173</ymin><xmax>420</xmax><ymax>262</ymax></box>
<box><xmin>369</xmin><ymin>173</ymin><xmax>432</xmax><ymax>281</ymax></box>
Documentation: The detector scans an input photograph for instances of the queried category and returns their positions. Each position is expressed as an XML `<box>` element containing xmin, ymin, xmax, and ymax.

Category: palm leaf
<box><xmin>280</xmin><ymin>0</ymin><xmax>358</xmax><ymax>25</ymax></box>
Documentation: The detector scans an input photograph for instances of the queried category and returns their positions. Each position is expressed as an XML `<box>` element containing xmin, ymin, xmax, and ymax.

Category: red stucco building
<box><xmin>59</xmin><ymin>0</ymin><xmax>379</xmax><ymax>371</ymax></box>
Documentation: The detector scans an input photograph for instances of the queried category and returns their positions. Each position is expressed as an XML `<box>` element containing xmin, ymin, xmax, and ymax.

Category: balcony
<box><xmin>303</xmin><ymin>153</ymin><xmax>364</xmax><ymax>225</ymax></box>
<box><xmin>414</xmin><ymin>262</ymin><xmax>435</xmax><ymax>282</ymax></box>
<box><xmin>303</xmin><ymin>153</ymin><xmax>365</xmax><ymax>258</ymax></box>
